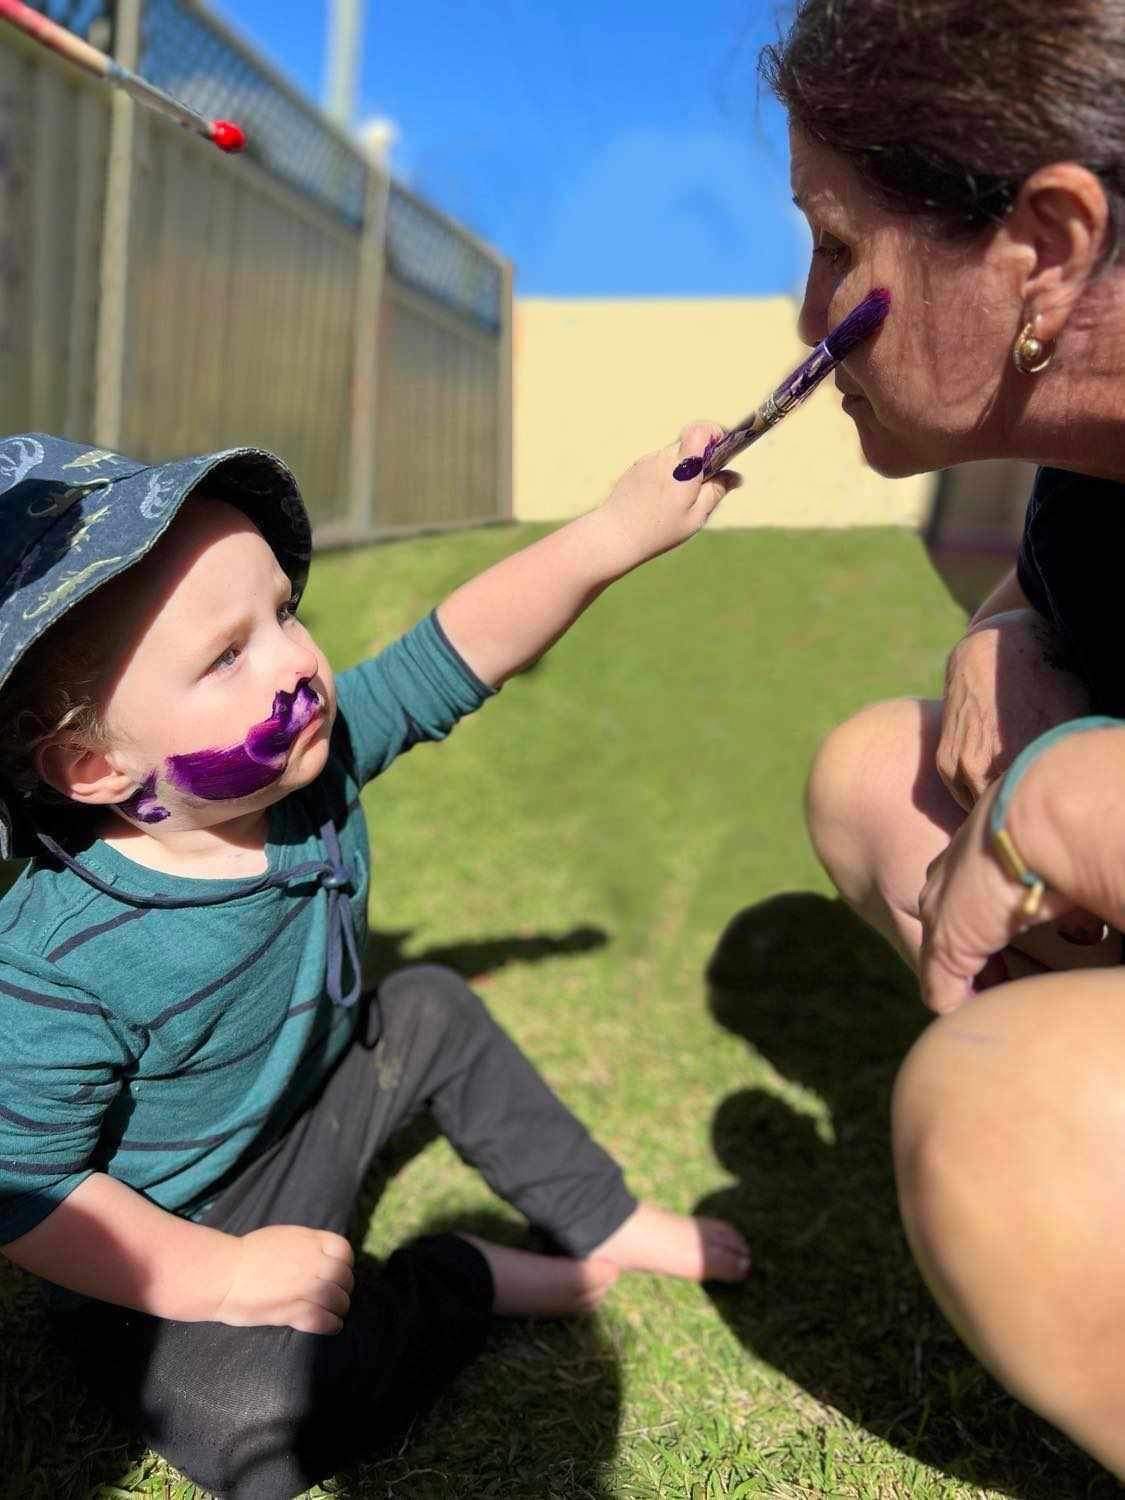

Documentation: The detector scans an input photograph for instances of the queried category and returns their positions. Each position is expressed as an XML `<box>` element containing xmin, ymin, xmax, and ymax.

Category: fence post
<box><xmin>347</xmin><ymin>154</ymin><xmax>390</xmax><ymax>539</ymax></box>
<box><xmin>93</xmin><ymin>0</ymin><xmax>143</xmax><ymax>450</ymax></box>
<box><xmin>497</xmin><ymin>258</ymin><xmax>514</xmax><ymax>520</ymax></box>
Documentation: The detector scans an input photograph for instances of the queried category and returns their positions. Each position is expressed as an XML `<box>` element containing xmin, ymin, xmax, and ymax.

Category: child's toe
<box><xmin>698</xmin><ymin>1218</ymin><xmax>751</xmax><ymax>1282</ymax></box>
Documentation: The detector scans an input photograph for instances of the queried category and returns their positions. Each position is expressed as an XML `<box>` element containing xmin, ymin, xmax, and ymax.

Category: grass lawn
<box><xmin>1</xmin><ymin>523</ymin><xmax>1117</xmax><ymax>1499</ymax></box>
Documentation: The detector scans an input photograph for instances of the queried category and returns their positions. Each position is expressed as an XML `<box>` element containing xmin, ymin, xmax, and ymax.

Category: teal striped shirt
<box><xmin>0</xmin><ymin>612</ymin><xmax>492</xmax><ymax>1244</ymax></box>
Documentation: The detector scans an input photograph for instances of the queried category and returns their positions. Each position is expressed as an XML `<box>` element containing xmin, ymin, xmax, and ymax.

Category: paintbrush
<box><xmin>0</xmin><ymin>0</ymin><xmax>246</xmax><ymax>153</ymax></box>
<box><xmin>675</xmin><ymin>287</ymin><xmax>892</xmax><ymax>481</ymax></box>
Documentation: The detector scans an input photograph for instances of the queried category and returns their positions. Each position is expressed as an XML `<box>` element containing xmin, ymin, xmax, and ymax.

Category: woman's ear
<box><xmin>35</xmin><ymin>741</ymin><xmax>136</xmax><ymax>806</ymax></box>
<box><xmin>1007</xmin><ymin>162</ymin><xmax>1112</xmax><ymax>343</ymax></box>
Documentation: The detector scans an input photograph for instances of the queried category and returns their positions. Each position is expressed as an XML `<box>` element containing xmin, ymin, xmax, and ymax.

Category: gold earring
<box><xmin>1012</xmin><ymin>319</ymin><xmax>1053</xmax><ymax>375</ymax></box>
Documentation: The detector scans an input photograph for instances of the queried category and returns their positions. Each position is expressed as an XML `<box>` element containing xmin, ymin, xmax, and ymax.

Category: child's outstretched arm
<box><xmin>3</xmin><ymin>1172</ymin><xmax>354</xmax><ymax>1333</ymax></box>
<box><xmin>436</xmin><ymin>422</ymin><xmax>738</xmax><ymax>687</ymax></box>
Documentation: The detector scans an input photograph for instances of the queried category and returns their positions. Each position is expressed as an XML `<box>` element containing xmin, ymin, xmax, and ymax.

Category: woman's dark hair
<box><xmin>761</xmin><ymin>0</ymin><xmax>1125</xmax><ymax>256</ymax></box>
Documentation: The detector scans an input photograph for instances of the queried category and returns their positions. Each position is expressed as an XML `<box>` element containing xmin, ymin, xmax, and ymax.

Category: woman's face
<box><xmin>790</xmin><ymin>126</ymin><xmax>1024</xmax><ymax>477</ymax></box>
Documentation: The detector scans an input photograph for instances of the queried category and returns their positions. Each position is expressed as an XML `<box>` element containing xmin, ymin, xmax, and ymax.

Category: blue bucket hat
<box><xmin>0</xmin><ymin>433</ymin><xmax>314</xmax><ymax>858</ymax></box>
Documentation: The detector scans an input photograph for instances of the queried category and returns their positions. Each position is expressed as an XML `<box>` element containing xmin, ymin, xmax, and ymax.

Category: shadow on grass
<box><xmin>696</xmin><ymin>891</ymin><xmax>1118</xmax><ymax>1499</ymax></box>
<box><xmin>364</xmin><ymin>924</ymin><xmax>609</xmax><ymax>990</ymax></box>
<box><xmin>344</xmin><ymin>1205</ymin><xmax>622</xmax><ymax>1500</ymax></box>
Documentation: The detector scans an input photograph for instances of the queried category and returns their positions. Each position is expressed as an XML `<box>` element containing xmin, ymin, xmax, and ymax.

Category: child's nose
<box><xmin>281</xmin><ymin>640</ymin><xmax>319</xmax><ymax>691</ymax></box>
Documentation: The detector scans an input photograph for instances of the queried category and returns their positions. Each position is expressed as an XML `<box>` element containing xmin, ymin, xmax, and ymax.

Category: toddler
<box><xmin>0</xmin><ymin>428</ymin><xmax>749</xmax><ymax>1498</ymax></box>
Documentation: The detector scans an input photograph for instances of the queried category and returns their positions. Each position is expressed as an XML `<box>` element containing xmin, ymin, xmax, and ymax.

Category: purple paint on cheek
<box><xmin>164</xmin><ymin>679</ymin><xmax>324</xmax><ymax>802</ymax></box>
<box><xmin>117</xmin><ymin>771</ymin><xmax>170</xmax><ymax>824</ymax></box>
<box><xmin>673</xmin><ymin>455</ymin><xmax>704</xmax><ymax>482</ymax></box>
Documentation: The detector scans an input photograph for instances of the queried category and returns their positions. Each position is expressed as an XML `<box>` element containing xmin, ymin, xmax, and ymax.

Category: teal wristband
<box><xmin>988</xmin><ymin>715</ymin><xmax>1125</xmax><ymax>916</ymax></box>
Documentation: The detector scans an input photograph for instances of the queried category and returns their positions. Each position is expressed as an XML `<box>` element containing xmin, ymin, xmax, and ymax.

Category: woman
<box><xmin>763</xmin><ymin>0</ymin><xmax>1125</xmax><ymax>1475</ymax></box>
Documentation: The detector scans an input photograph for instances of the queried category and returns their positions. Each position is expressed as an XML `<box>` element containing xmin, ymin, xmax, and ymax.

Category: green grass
<box><xmin>1</xmin><ymin>524</ymin><xmax>1118</xmax><ymax>1499</ymax></box>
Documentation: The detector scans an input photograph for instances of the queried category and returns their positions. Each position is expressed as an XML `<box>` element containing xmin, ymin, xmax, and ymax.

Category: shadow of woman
<box><xmin>695</xmin><ymin>891</ymin><xmax>1118</xmax><ymax>1498</ymax></box>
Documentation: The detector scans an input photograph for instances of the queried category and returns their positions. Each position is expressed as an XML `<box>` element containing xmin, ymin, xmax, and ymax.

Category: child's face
<box><xmin>99</xmin><ymin>497</ymin><xmax>335</xmax><ymax>830</ymax></box>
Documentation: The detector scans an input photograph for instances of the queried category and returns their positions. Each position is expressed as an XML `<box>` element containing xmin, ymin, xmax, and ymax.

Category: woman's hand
<box><xmin>918</xmin><ymin>783</ymin><xmax>1075</xmax><ymax>1013</ymax></box>
<box><xmin>918</xmin><ymin>778</ymin><xmax>1119</xmax><ymax>1014</ymax></box>
<box><xmin>937</xmin><ymin>609</ymin><xmax>1088</xmax><ymax>811</ymax></box>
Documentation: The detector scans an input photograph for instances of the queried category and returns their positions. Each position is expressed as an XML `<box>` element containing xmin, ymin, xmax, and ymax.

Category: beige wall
<box><xmin>514</xmin><ymin>297</ymin><xmax>935</xmax><ymax>528</ymax></box>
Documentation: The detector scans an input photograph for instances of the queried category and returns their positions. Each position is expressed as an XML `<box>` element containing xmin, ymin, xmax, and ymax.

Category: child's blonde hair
<box><xmin>0</xmin><ymin>581</ymin><xmax>131</xmax><ymax>818</ymax></box>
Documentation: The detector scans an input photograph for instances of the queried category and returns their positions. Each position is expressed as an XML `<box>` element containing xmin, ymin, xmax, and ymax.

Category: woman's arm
<box><xmin>967</xmin><ymin>565</ymin><xmax>1029</xmax><ymax>629</ymax></box>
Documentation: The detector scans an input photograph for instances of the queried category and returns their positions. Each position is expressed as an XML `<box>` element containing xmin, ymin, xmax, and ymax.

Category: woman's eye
<box><xmin>813</xmin><ymin>233</ymin><xmax>850</xmax><ymax>270</ymax></box>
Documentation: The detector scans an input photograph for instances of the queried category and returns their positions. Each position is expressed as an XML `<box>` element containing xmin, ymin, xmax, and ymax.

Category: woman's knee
<box><xmin>890</xmin><ymin>976</ymin><xmax>1125</xmax><ymax>1470</ymax></box>
<box><xmin>805</xmin><ymin>697</ymin><xmax>937</xmax><ymax>893</ymax></box>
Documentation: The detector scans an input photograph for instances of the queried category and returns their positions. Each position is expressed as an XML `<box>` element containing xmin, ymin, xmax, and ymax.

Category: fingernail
<box><xmin>673</xmin><ymin>455</ymin><xmax>704</xmax><ymax>481</ymax></box>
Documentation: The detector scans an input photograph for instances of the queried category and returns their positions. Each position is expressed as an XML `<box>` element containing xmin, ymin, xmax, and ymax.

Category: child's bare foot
<box><xmin>458</xmin><ymin>1234</ymin><xmax>619</xmax><ymax>1317</ymax></box>
<box><xmin>588</xmin><ymin>1202</ymin><xmax>750</xmax><ymax>1283</ymax></box>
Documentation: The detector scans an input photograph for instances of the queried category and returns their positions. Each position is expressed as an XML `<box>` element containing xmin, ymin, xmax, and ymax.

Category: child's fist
<box><xmin>216</xmin><ymin>1225</ymin><xmax>355</xmax><ymax>1335</ymax></box>
<box><xmin>598</xmin><ymin>422</ymin><xmax>741</xmax><ymax>569</ymax></box>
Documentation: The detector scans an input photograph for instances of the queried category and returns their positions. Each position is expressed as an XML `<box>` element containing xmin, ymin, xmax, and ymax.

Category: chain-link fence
<box><xmin>386</xmin><ymin>185</ymin><xmax>503</xmax><ymax>333</ymax></box>
<box><xmin>20</xmin><ymin>1</ymin><xmax>108</xmax><ymax>34</ymax></box>
<box><xmin>139</xmin><ymin>0</ymin><xmax>368</xmax><ymax>226</ymax></box>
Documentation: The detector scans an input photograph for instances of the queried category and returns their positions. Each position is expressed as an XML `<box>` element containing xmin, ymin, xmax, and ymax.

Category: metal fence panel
<box><xmin>0</xmin><ymin>27</ymin><xmax>107</xmax><ymax>438</ymax></box>
<box><xmin>123</xmin><ymin>112</ymin><xmax>359</xmax><ymax>527</ymax></box>
<box><xmin>375</xmin><ymin>278</ymin><xmax>501</xmax><ymax>531</ymax></box>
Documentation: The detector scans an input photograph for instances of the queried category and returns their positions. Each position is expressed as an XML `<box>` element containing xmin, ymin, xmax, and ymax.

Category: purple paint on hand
<box><xmin>673</xmin><ymin>455</ymin><xmax>704</xmax><ymax>481</ymax></box>
<box><xmin>117</xmin><ymin>770</ymin><xmax>170</xmax><ymax>824</ymax></box>
<box><xmin>165</xmin><ymin>680</ymin><xmax>323</xmax><ymax>802</ymax></box>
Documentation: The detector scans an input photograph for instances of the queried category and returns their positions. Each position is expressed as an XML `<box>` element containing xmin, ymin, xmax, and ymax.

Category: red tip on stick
<box><xmin>209</xmin><ymin>120</ymin><xmax>246</xmax><ymax>154</ymax></box>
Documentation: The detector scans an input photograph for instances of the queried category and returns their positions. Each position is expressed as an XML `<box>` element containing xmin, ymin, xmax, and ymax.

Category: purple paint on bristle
<box><xmin>117</xmin><ymin>771</ymin><xmax>170</xmax><ymax>825</ymax></box>
<box><xmin>823</xmin><ymin>287</ymin><xmax>891</xmax><ymax>361</ymax></box>
<box><xmin>165</xmin><ymin>680</ymin><xmax>323</xmax><ymax>802</ymax></box>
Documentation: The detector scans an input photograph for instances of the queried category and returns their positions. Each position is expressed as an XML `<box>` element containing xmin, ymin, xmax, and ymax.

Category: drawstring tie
<box><xmin>36</xmin><ymin>817</ymin><xmax>363</xmax><ymax>1007</ymax></box>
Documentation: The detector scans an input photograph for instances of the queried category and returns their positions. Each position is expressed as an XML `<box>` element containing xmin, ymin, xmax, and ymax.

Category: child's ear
<box><xmin>35</xmin><ymin>741</ymin><xmax>136</xmax><ymax>807</ymax></box>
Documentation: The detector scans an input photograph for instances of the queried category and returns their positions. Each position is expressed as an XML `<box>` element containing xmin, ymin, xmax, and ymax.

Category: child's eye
<box><xmin>278</xmin><ymin>598</ymin><xmax>300</xmax><ymax>624</ymax></box>
<box><xmin>813</xmin><ymin>232</ymin><xmax>850</xmax><ymax>271</ymax></box>
<box><xmin>211</xmin><ymin>644</ymin><xmax>241</xmax><ymax>671</ymax></box>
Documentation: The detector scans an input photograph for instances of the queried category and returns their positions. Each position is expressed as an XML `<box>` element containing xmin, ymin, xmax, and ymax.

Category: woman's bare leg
<box><xmin>805</xmin><ymin>697</ymin><xmax>962</xmax><ymax>966</ymax></box>
<box><xmin>805</xmin><ymin>696</ymin><xmax>1121</xmax><ymax>974</ymax></box>
<box><xmin>892</xmin><ymin>970</ymin><xmax>1125</xmax><ymax>1476</ymax></box>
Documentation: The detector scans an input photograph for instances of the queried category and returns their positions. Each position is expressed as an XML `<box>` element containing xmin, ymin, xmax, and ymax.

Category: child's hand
<box><xmin>597</xmin><ymin>422</ymin><xmax>741</xmax><ymax>570</ymax></box>
<box><xmin>216</xmin><ymin>1225</ymin><xmax>355</xmax><ymax>1334</ymax></box>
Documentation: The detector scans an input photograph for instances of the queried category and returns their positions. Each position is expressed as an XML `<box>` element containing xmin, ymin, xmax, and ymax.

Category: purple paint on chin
<box><xmin>165</xmin><ymin>679</ymin><xmax>323</xmax><ymax>802</ymax></box>
<box><xmin>117</xmin><ymin>771</ymin><xmax>170</xmax><ymax>825</ymax></box>
<box><xmin>673</xmin><ymin>454</ymin><xmax>704</xmax><ymax>481</ymax></box>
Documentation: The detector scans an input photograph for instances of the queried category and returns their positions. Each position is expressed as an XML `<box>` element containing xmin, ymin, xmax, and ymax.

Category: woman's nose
<box><xmin>796</xmin><ymin>267</ymin><xmax>829</xmax><ymax>348</ymax></box>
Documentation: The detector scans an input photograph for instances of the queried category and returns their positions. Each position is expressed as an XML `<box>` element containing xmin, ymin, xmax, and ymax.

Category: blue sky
<box><xmin>209</xmin><ymin>0</ymin><xmax>808</xmax><ymax>299</ymax></box>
